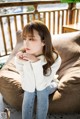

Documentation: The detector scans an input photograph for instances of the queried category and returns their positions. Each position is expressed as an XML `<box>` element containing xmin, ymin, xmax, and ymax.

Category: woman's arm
<box><xmin>15</xmin><ymin>53</ymin><xmax>36</xmax><ymax>92</ymax></box>
<box><xmin>15</xmin><ymin>56</ymin><xmax>24</xmax><ymax>76</ymax></box>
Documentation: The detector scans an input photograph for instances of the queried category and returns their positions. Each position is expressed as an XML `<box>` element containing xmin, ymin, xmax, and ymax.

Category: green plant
<box><xmin>27</xmin><ymin>6</ymin><xmax>34</xmax><ymax>12</ymax></box>
<box><xmin>61</xmin><ymin>0</ymin><xmax>80</xmax><ymax>3</ymax></box>
<box><xmin>0</xmin><ymin>63</ymin><xmax>5</xmax><ymax>69</ymax></box>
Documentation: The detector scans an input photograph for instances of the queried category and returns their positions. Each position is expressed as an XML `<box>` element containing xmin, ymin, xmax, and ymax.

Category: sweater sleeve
<box><xmin>15</xmin><ymin>56</ymin><xmax>36</xmax><ymax>92</ymax></box>
<box><xmin>31</xmin><ymin>60</ymin><xmax>44</xmax><ymax>90</ymax></box>
<box><xmin>15</xmin><ymin>56</ymin><xmax>24</xmax><ymax>76</ymax></box>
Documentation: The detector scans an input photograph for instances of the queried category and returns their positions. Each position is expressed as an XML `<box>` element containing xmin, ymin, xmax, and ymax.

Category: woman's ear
<box><xmin>42</xmin><ymin>40</ymin><xmax>45</xmax><ymax>46</ymax></box>
<box><xmin>42</xmin><ymin>42</ymin><xmax>45</xmax><ymax>46</ymax></box>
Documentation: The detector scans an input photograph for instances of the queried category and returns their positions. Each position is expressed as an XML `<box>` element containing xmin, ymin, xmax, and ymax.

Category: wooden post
<box><xmin>68</xmin><ymin>3</ymin><xmax>76</xmax><ymax>24</ymax></box>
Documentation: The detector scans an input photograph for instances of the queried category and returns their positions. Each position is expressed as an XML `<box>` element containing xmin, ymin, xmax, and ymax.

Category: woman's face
<box><xmin>23</xmin><ymin>29</ymin><xmax>45</xmax><ymax>56</ymax></box>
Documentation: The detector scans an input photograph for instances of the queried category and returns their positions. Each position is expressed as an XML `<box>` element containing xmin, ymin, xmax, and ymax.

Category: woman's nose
<box><xmin>24</xmin><ymin>40</ymin><xmax>29</xmax><ymax>48</ymax></box>
<box><xmin>25</xmin><ymin>40</ymin><xmax>29</xmax><ymax>46</ymax></box>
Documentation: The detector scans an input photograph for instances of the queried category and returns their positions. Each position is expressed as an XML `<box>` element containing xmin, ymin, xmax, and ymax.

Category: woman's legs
<box><xmin>22</xmin><ymin>91</ymin><xmax>35</xmax><ymax>119</ymax></box>
<box><xmin>36</xmin><ymin>81</ymin><xmax>58</xmax><ymax>119</ymax></box>
<box><xmin>36</xmin><ymin>88</ymin><xmax>48</xmax><ymax>119</ymax></box>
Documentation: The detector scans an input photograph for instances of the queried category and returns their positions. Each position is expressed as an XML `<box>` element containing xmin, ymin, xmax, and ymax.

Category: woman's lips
<box><xmin>26</xmin><ymin>48</ymin><xmax>30</xmax><ymax>50</ymax></box>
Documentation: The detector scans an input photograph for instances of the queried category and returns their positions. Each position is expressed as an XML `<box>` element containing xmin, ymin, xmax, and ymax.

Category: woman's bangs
<box><xmin>23</xmin><ymin>25</ymin><xmax>34</xmax><ymax>39</ymax></box>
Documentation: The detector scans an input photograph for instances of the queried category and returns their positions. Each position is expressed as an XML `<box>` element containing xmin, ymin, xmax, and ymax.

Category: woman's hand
<box><xmin>16</xmin><ymin>51</ymin><xmax>24</xmax><ymax>59</ymax></box>
<box><xmin>16</xmin><ymin>51</ymin><xmax>39</xmax><ymax>62</ymax></box>
<box><xmin>22</xmin><ymin>53</ymin><xmax>39</xmax><ymax>63</ymax></box>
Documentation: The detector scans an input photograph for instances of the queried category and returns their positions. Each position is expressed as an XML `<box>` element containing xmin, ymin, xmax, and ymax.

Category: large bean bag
<box><xmin>0</xmin><ymin>31</ymin><xmax>80</xmax><ymax>113</ymax></box>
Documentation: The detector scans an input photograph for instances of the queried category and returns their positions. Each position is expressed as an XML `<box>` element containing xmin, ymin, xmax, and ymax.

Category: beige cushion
<box><xmin>0</xmin><ymin>31</ymin><xmax>80</xmax><ymax>113</ymax></box>
<box><xmin>0</xmin><ymin>58</ymin><xmax>23</xmax><ymax>110</ymax></box>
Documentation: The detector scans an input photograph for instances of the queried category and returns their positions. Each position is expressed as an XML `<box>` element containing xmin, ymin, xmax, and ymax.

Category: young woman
<box><xmin>15</xmin><ymin>20</ymin><xmax>61</xmax><ymax>119</ymax></box>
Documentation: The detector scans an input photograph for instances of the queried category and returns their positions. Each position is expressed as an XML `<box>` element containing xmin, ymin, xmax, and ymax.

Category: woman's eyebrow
<box><xmin>28</xmin><ymin>35</ymin><xmax>35</xmax><ymax>37</ymax></box>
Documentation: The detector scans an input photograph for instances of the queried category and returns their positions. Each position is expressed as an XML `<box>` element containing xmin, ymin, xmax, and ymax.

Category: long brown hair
<box><xmin>22</xmin><ymin>20</ymin><xmax>58</xmax><ymax>75</ymax></box>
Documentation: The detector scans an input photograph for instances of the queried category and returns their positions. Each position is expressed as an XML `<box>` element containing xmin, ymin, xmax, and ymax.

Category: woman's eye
<box><xmin>29</xmin><ymin>38</ymin><xmax>34</xmax><ymax>41</ymax></box>
<box><xmin>29</xmin><ymin>38</ymin><xmax>32</xmax><ymax>41</ymax></box>
<box><xmin>23</xmin><ymin>38</ymin><xmax>26</xmax><ymax>40</ymax></box>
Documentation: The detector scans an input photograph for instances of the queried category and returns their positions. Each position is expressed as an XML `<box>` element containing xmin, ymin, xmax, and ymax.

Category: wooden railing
<box><xmin>0</xmin><ymin>1</ymin><xmax>80</xmax><ymax>57</ymax></box>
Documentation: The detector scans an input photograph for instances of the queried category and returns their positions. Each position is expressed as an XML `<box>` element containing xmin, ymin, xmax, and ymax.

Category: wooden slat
<box><xmin>32</xmin><ymin>13</ymin><xmax>34</xmax><ymax>21</ymax></box>
<box><xmin>0</xmin><ymin>17</ymin><xmax>7</xmax><ymax>55</ymax></box>
<box><xmin>14</xmin><ymin>16</ymin><xmax>17</xmax><ymax>44</ymax></box>
<box><xmin>62</xmin><ymin>10</ymin><xmax>64</xmax><ymax>26</ymax></box>
<box><xmin>68</xmin><ymin>9</ymin><xmax>70</xmax><ymax>24</ymax></box>
<box><xmin>7</xmin><ymin>16</ymin><xmax>13</xmax><ymax>50</ymax></box>
<box><xmin>62</xmin><ymin>10</ymin><xmax>64</xmax><ymax>33</ymax></box>
<box><xmin>43</xmin><ymin>12</ymin><xmax>46</xmax><ymax>24</ymax></box>
<box><xmin>20</xmin><ymin>15</ymin><xmax>24</xmax><ymax>29</ymax></box>
<box><xmin>38</xmin><ymin>13</ymin><xmax>40</xmax><ymax>21</ymax></box>
<box><xmin>53</xmin><ymin>11</ymin><xmax>55</xmax><ymax>34</ymax></box>
<box><xmin>48</xmin><ymin>12</ymin><xmax>50</xmax><ymax>31</ymax></box>
<box><xmin>79</xmin><ymin>9</ymin><xmax>80</xmax><ymax>23</ymax></box>
<box><xmin>56</xmin><ymin>11</ymin><xmax>58</xmax><ymax>34</ymax></box>
<box><xmin>67</xmin><ymin>10</ymin><xmax>70</xmax><ymax>24</ymax></box>
<box><xmin>14</xmin><ymin>16</ymin><xmax>18</xmax><ymax>32</ymax></box>
<box><xmin>76</xmin><ymin>9</ymin><xmax>79</xmax><ymax>23</ymax></box>
<box><xmin>58</xmin><ymin>11</ymin><xmax>60</xmax><ymax>34</ymax></box>
<box><xmin>27</xmin><ymin>14</ymin><xmax>30</xmax><ymax>23</ymax></box>
<box><xmin>68</xmin><ymin>3</ymin><xmax>76</xmax><ymax>24</ymax></box>
<box><xmin>72</xmin><ymin>9</ymin><xmax>76</xmax><ymax>24</ymax></box>
<box><xmin>66</xmin><ymin>10</ymin><xmax>68</xmax><ymax>25</ymax></box>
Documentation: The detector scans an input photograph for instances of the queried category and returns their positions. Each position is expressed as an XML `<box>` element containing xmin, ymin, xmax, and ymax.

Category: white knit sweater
<box><xmin>15</xmin><ymin>55</ymin><xmax>61</xmax><ymax>92</ymax></box>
